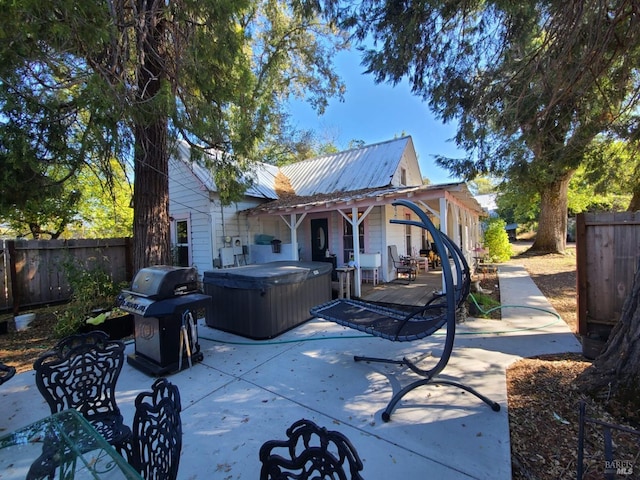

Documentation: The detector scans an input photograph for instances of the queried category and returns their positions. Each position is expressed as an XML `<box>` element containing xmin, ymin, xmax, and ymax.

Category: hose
<box><xmin>196</xmin><ymin>298</ymin><xmax>564</xmax><ymax>345</ymax></box>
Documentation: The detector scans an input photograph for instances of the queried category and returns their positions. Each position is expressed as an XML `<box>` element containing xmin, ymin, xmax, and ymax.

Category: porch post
<box><xmin>351</xmin><ymin>206</ymin><xmax>361</xmax><ymax>297</ymax></box>
<box><xmin>337</xmin><ymin>205</ymin><xmax>374</xmax><ymax>298</ymax></box>
<box><xmin>279</xmin><ymin>213</ymin><xmax>307</xmax><ymax>261</ymax></box>
<box><xmin>439</xmin><ymin>197</ymin><xmax>448</xmax><ymax>236</ymax></box>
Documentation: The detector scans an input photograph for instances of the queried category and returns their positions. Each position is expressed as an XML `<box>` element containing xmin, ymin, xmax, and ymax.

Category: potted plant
<box><xmin>79</xmin><ymin>307</ymin><xmax>134</xmax><ymax>340</ymax></box>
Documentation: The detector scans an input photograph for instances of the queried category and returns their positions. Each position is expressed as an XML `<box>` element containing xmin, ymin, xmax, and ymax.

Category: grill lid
<box><xmin>124</xmin><ymin>265</ymin><xmax>199</xmax><ymax>299</ymax></box>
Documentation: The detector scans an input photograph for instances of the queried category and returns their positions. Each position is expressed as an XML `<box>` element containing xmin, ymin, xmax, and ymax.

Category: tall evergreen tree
<box><xmin>326</xmin><ymin>0</ymin><xmax>640</xmax><ymax>253</ymax></box>
<box><xmin>0</xmin><ymin>0</ymin><xmax>346</xmax><ymax>269</ymax></box>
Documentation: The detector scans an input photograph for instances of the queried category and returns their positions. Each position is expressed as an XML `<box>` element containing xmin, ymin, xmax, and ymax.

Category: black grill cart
<box><xmin>119</xmin><ymin>266</ymin><xmax>211</xmax><ymax>376</ymax></box>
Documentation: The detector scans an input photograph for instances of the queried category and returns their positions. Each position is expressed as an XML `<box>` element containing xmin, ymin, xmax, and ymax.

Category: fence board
<box><xmin>1</xmin><ymin>238</ymin><xmax>132</xmax><ymax>313</ymax></box>
<box><xmin>0</xmin><ymin>244</ymin><xmax>8</xmax><ymax>311</ymax></box>
<box><xmin>577</xmin><ymin>212</ymin><xmax>640</xmax><ymax>338</ymax></box>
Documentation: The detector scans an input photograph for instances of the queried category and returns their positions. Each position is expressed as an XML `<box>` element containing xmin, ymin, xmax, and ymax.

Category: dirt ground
<box><xmin>1</xmin><ymin>243</ymin><xmax>638</xmax><ymax>479</ymax></box>
<box><xmin>507</xmin><ymin>243</ymin><xmax>639</xmax><ymax>480</ymax></box>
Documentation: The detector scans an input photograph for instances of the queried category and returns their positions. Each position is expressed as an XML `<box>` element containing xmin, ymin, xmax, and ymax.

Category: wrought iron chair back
<box><xmin>128</xmin><ymin>378</ymin><xmax>182</xmax><ymax>480</ymax></box>
<box><xmin>0</xmin><ymin>362</ymin><xmax>16</xmax><ymax>385</ymax></box>
<box><xmin>259</xmin><ymin>419</ymin><xmax>364</xmax><ymax>480</ymax></box>
<box><xmin>33</xmin><ymin>330</ymin><xmax>131</xmax><ymax>449</ymax></box>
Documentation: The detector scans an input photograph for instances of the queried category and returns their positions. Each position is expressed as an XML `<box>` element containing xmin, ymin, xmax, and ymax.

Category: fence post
<box><xmin>7</xmin><ymin>240</ymin><xmax>19</xmax><ymax>316</ymax></box>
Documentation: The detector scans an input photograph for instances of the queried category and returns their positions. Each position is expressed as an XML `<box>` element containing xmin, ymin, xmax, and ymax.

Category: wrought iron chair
<box><xmin>0</xmin><ymin>362</ymin><xmax>16</xmax><ymax>385</ymax></box>
<box><xmin>311</xmin><ymin>199</ymin><xmax>499</xmax><ymax>421</ymax></box>
<box><xmin>127</xmin><ymin>378</ymin><xmax>182</xmax><ymax>480</ymax></box>
<box><xmin>388</xmin><ymin>244</ymin><xmax>417</xmax><ymax>281</ymax></box>
<box><xmin>33</xmin><ymin>330</ymin><xmax>132</xmax><ymax>451</ymax></box>
<box><xmin>259</xmin><ymin>419</ymin><xmax>364</xmax><ymax>480</ymax></box>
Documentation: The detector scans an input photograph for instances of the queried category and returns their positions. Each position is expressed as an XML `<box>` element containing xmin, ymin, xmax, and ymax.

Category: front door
<box><xmin>310</xmin><ymin>218</ymin><xmax>329</xmax><ymax>261</ymax></box>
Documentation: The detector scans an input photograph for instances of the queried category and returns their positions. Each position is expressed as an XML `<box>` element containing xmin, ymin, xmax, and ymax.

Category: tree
<box><xmin>497</xmin><ymin>138</ymin><xmax>634</xmax><ymax>229</ymax></box>
<box><xmin>0</xmin><ymin>0</ymin><xmax>346</xmax><ymax>271</ymax></box>
<box><xmin>330</xmin><ymin>0</ymin><xmax>640</xmax><ymax>253</ymax></box>
<box><xmin>468</xmin><ymin>176</ymin><xmax>498</xmax><ymax>196</ymax></box>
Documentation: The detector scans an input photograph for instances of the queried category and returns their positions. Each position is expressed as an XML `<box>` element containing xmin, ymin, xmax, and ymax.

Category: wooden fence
<box><xmin>576</xmin><ymin>212</ymin><xmax>640</xmax><ymax>339</ymax></box>
<box><xmin>0</xmin><ymin>238</ymin><xmax>133</xmax><ymax>314</ymax></box>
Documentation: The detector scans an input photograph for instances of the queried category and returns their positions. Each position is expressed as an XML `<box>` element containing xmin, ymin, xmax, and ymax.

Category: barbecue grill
<box><xmin>119</xmin><ymin>265</ymin><xmax>211</xmax><ymax>376</ymax></box>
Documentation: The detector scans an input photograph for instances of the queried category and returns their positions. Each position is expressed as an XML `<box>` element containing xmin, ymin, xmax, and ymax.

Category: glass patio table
<box><xmin>0</xmin><ymin>409</ymin><xmax>141</xmax><ymax>480</ymax></box>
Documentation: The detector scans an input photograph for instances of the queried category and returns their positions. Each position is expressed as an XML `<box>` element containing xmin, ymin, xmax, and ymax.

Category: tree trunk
<box><xmin>132</xmin><ymin>0</ymin><xmax>170</xmax><ymax>273</ymax></box>
<box><xmin>530</xmin><ymin>172</ymin><xmax>573</xmax><ymax>253</ymax></box>
<box><xmin>576</xmin><ymin>258</ymin><xmax>640</xmax><ymax>419</ymax></box>
<box><xmin>133</xmin><ymin>121</ymin><xmax>170</xmax><ymax>272</ymax></box>
<box><xmin>628</xmin><ymin>186</ymin><xmax>640</xmax><ymax>212</ymax></box>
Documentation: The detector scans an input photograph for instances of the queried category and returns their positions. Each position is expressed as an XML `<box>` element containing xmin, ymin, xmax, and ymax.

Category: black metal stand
<box><xmin>354</xmin><ymin>354</ymin><xmax>501</xmax><ymax>422</ymax></box>
<box><xmin>310</xmin><ymin>199</ymin><xmax>502</xmax><ymax>422</ymax></box>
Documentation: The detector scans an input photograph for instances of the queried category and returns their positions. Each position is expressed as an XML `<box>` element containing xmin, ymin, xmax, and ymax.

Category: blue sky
<box><xmin>286</xmin><ymin>49</ymin><xmax>465</xmax><ymax>185</ymax></box>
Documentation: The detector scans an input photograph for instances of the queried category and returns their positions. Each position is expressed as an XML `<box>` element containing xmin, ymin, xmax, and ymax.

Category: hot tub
<box><xmin>203</xmin><ymin>261</ymin><xmax>332</xmax><ymax>339</ymax></box>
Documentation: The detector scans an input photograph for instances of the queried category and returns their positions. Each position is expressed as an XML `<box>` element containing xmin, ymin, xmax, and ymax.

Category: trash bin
<box><xmin>271</xmin><ymin>239</ymin><xmax>282</xmax><ymax>253</ymax></box>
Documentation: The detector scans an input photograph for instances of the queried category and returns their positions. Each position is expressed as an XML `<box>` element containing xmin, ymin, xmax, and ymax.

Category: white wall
<box><xmin>168</xmin><ymin>158</ymin><xmax>215</xmax><ymax>276</ymax></box>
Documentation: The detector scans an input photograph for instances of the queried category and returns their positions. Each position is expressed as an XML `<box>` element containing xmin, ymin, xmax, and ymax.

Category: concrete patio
<box><xmin>0</xmin><ymin>264</ymin><xmax>581</xmax><ymax>479</ymax></box>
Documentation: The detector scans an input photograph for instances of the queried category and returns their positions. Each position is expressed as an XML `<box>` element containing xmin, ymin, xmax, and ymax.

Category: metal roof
<box><xmin>280</xmin><ymin>137</ymin><xmax>411</xmax><ymax>196</ymax></box>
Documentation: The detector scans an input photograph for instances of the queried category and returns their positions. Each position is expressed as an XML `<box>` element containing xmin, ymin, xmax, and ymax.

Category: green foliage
<box><xmin>0</xmin><ymin>0</ymin><xmax>347</xmax><ymax>266</ymax></box>
<box><xmin>468</xmin><ymin>292</ymin><xmax>501</xmax><ymax>319</ymax></box>
<box><xmin>468</xmin><ymin>176</ymin><xmax>499</xmax><ymax>195</ymax></box>
<box><xmin>54</xmin><ymin>257</ymin><xmax>126</xmax><ymax>337</ymax></box>
<box><xmin>334</xmin><ymin>1</ymin><xmax>640</xmax><ymax>251</ymax></box>
<box><xmin>72</xmin><ymin>159</ymin><xmax>133</xmax><ymax>238</ymax></box>
<box><xmin>483</xmin><ymin>218</ymin><xmax>512</xmax><ymax>263</ymax></box>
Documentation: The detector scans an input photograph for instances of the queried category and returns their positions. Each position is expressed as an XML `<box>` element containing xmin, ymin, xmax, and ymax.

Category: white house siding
<box><xmin>392</xmin><ymin>146</ymin><xmax>422</xmax><ymax>187</ymax></box>
<box><xmin>168</xmin><ymin>157</ymin><xmax>214</xmax><ymax>276</ymax></box>
<box><xmin>209</xmin><ymin>198</ymin><xmax>268</xmax><ymax>265</ymax></box>
<box><xmin>363</xmin><ymin>207</ymin><xmax>384</xmax><ymax>255</ymax></box>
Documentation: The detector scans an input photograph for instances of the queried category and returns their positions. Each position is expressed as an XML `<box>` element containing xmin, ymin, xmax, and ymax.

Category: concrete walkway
<box><xmin>0</xmin><ymin>264</ymin><xmax>581</xmax><ymax>479</ymax></box>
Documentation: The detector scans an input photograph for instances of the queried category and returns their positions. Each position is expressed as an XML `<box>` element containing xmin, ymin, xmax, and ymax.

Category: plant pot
<box><xmin>79</xmin><ymin>313</ymin><xmax>134</xmax><ymax>340</ymax></box>
<box><xmin>14</xmin><ymin>313</ymin><xmax>36</xmax><ymax>331</ymax></box>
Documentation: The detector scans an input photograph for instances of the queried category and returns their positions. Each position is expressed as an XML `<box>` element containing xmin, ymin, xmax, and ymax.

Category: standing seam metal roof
<box><xmin>280</xmin><ymin>137</ymin><xmax>411</xmax><ymax>196</ymax></box>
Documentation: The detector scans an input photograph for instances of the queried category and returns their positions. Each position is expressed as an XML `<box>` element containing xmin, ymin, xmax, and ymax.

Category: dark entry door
<box><xmin>310</xmin><ymin>218</ymin><xmax>329</xmax><ymax>261</ymax></box>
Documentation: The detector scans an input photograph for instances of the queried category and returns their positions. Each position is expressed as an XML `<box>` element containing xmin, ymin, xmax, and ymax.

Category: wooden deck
<box><xmin>357</xmin><ymin>267</ymin><xmax>445</xmax><ymax>306</ymax></box>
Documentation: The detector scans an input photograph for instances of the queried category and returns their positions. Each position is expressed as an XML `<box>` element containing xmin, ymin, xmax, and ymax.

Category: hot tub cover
<box><xmin>203</xmin><ymin>261</ymin><xmax>332</xmax><ymax>290</ymax></box>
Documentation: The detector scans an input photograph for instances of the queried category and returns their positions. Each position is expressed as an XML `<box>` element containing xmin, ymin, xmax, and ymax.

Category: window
<box><xmin>405</xmin><ymin>213</ymin><xmax>412</xmax><ymax>256</ymax></box>
<box><xmin>342</xmin><ymin>214</ymin><xmax>365</xmax><ymax>264</ymax></box>
<box><xmin>173</xmin><ymin>217</ymin><xmax>191</xmax><ymax>267</ymax></box>
<box><xmin>400</xmin><ymin>168</ymin><xmax>407</xmax><ymax>186</ymax></box>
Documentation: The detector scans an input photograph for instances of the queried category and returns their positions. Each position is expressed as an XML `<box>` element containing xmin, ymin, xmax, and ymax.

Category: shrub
<box><xmin>483</xmin><ymin>217</ymin><xmax>513</xmax><ymax>263</ymax></box>
<box><xmin>54</xmin><ymin>258</ymin><xmax>126</xmax><ymax>337</ymax></box>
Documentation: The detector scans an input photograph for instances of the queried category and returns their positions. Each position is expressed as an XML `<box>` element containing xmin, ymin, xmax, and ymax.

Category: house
<box><xmin>168</xmin><ymin>136</ymin><xmax>486</xmax><ymax>296</ymax></box>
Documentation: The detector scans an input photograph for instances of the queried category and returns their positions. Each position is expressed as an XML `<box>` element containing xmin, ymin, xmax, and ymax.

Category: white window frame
<box><xmin>171</xmin><ymin>214</ymin><xmax>191</xmax><ymax>267</ymax></box>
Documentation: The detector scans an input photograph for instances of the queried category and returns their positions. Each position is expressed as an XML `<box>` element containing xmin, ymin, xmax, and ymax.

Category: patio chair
<box><xmin>310</xmin><ymin>199</ymin><xmax>500</xmax><ymax>421</ymax></box>
<box><xmin>388</xmin><ymin>244</ymin><xmax>417</xmax><ymax>281</ymax></box>
<box><xmin>0</xmin><ymin>362</ymin><xmax>16</xmax><ymax>385</ymax></box>
<box><xmin>259</xmin><ymin>418</ymin><xmax>364</xmax><ymax>480</ymax></box>
<box><xmin>124</xmin><ymin>378</ymin><xmax>182</xmax><ymax>480</ymax></box>
<box><xmin>33</xmin><ymin>330</ymin><xmax>132</xmax><ymax>451</ymax></box>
